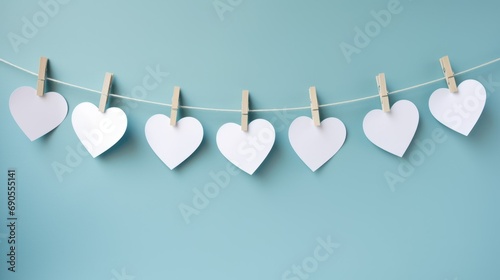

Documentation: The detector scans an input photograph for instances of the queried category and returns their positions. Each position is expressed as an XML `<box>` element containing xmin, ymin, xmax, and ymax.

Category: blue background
<box><xmin>1</xmin><ymin>0</ymin><xmax>500</xmax><ymax>279</ymax></box>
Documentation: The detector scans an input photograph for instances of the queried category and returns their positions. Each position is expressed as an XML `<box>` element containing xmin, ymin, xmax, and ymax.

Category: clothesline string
<box><xmin>1</xmin><ymin>57</ymin><xmax>500</xmax><ymax>113</ymax></box>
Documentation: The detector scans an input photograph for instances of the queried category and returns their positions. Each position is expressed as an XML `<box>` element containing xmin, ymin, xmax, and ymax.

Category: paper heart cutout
<box><xmin>288</xmin><ymin>116</ymin><xmax>346</xmax><ymax>172</ymax></box>
<box><xmin>145</xmin><ymin>114</ymin><xmax>203</xmax><ymax>169</ymax></box>
<box><xmin>429</xmin><ymin>79</ymin><xmax>486</xmax><ymax>136</ymax></box>
<box><xmin>9</xmin><ymin>86</ymin><xmax>68</xmax><ymax>141</ymax></box>
<box><xmin>363</xmin><ymin>100</ymin><xmax>419</xmax><ymax>157</ymax></box>
<box><xmin>71</xmin><ymin>102</ymin><xmax>127</xmax><ymax>158</ymax></box>
<box><xmin>216</xmin><ymin>119</ymin><xmax>275</xmax><ymax>175</ymax></box>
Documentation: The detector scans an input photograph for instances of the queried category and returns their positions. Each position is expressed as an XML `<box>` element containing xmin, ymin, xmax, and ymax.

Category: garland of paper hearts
<box><xmin>4</xmin><ymin>56</ymin><xmax>490</xmax><ymax>174</ymax></box>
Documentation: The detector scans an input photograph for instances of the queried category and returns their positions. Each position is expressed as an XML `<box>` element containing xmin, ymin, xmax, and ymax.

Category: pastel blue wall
<box><xmin>1</xmin><ymin>1</ymin><xmax>500</xmax><ymax>279</ymax></box>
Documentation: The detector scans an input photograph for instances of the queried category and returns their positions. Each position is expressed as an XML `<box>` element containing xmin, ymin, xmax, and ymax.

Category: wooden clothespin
<box><xmin>99</xmin><ymin>72</ymin><xmax>113</xmax><ymax>113</ymax></box>
<box><xmin>376</xmin><ymin>73</ymin><xmax>390</xmax><ymax>112</ymax></box>
<box><xmin>36</xmin><ymin>57</ymin><xmax>48</xmax><ymax>97</ymax></box>
<box><xmin>241</xmin><ymin>90</ymin><xmax>249</xmax><ymax>132</ymax></box>
<box><xmin>440</xmin><ymin>56</ymin><xmax>458</xmax><ymax>93</ymax></box>
<box><xmin>309</xmin><ymin>86</ymin><xmax>320</xmax><ymax>126</ymax></box>
<box><xmin>170</xmin><ymin>86</ymin><xmax>181</xmax><ymax>126</ymax></box>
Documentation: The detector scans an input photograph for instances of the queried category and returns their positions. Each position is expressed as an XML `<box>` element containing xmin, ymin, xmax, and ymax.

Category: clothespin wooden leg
<box><xmin>309</xmin><ymin>86</ymin><xmax>320</xmax><ymax>126</ymax></box>
<box><xmin>241</xmin><ymin>90</ymin><xmax>249</xmax><ymax>132</ymax></box>
<box><xmin>99</xmin><ymin>72</ymin><xmax>113</xmax><ymax>113</ymax></box>
<box><xmin>440</xmin><ymin>56</ymin><xmax>458</xmax><ymax>93</ymax></box>
<box><xmin>170</xmin><ymin>86</ymin><xmax>180</xmax><ymax>126</ymax></box>
<box><xmin>376</xmin><ymin>73</ymin><xmax>390</xmax><ymax>112</ymax></box>
<box><xmin>36</xmin><ymin>57</ymin><xmax>48</xmax><ymax>97</ymax></box>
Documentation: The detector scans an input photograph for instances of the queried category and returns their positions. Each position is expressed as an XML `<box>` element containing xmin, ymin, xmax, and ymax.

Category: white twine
<box><xmin>2</xmin><ymin>56</ymin><xmax>499</xmax><ymax>113</ymax></box>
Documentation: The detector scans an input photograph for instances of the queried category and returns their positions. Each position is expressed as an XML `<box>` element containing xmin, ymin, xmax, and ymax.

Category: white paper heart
<box><xmin>288</xmin><ymin>116</ymin><xmax>346</xmax><ymax>172</ymax></box>
<box><xmin>429</xmin><ymin>79</ymin><xmax>486</xmax><ymax>136</ymax></box>
<box><xmin>145</xmin><ymin>114</ymin><xmax>203</xmax><ymax>169</ymax></box>
<box><xmin>71</xmin><ymin>102</ymin><xmax>127</xmax><ymax>158</ymax></box>
<box><xmin>216</xmin><ymin>119</ymin><xmax>275</xmax><ymax>175</ymax></box>
<box><xmin>9</xmin><ymin>86</ymin><xmax>68</xmax><ymax>141</ymax></box>
<box><xmin>363</xmin><ymin>100</ymin><xmax>419</xmax><ymax>157</ymax></box>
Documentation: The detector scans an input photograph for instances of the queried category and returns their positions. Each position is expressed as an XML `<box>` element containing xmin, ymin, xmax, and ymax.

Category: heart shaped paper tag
<box><xmin>288</xmin><ymin>116</ymin><xmax>346</xmax><ymax>172</ymax></box>
<box><xmin>71</xmin><ymin>102</ymin><xmax>127</xmax><ymax>158</ymax></box>
<box><xmin>9</xmin><ymin>86</ymin><xmax>68</xmax><ymax>141</ymax></box>
<box><xmin>429</xmin><ymin>79</ymin><xmax>486</xmax><ymax>136</ymax></box>
<box><xmin>363</xmin><ymin>100</ymin><xmax>419</xmax><ymax>157</ymax></box>
<box><xmin>216</xmin><ymin>119</ymin><xmax>275</xmax><ymax>175</ymax></box>
<box><xmin>145</xmin><ymin>114</ymin><xmax>204</xmax><ymax>169</ymax></box>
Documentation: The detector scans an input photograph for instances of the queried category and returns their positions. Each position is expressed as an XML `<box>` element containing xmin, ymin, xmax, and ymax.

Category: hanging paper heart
<box><xmin>145</xmin><ymin>114</ymin><xmax>204</xmax><ymax>169</ymax></box>
<box><xmin>363</xmin><ymin>100</ymin><xmax>419</xmax><ymax>157</ymax></box>
<box><xmin>71</xmin><ymin>102</ymin><xmax>127</xmax><ymax>158</ymax></box>
<box><xmin>288</xmin><ymin>116</ymin><xmax>346</xmax><ymax>172</ymax></box>
<box><xmin>216</xmin><ymin>119</ymin><xmax>275</xmax><ymax>175</ymax></box>
<box><xmin>9</xmin><ymin>86</ymin><xmax>68</xmax><ymax>141</ymax></box>
<box><xmin>429</xmin><ymin>79</ymin><xmax>486</xmax><ymax>136</ymax></box>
